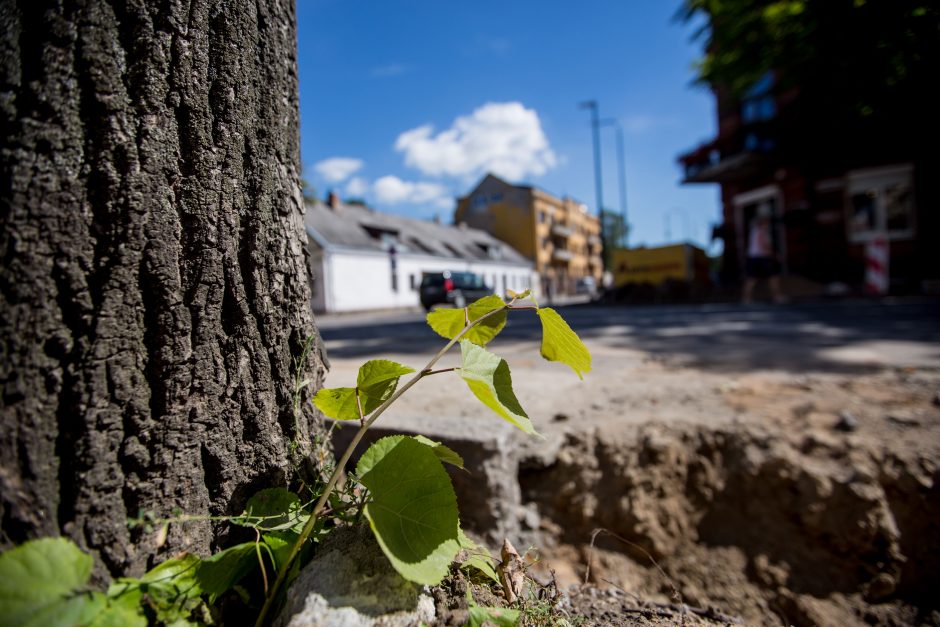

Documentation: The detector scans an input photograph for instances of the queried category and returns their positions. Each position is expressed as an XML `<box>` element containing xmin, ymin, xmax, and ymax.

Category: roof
<box><xmin>462</xmin><ymin>172</ymin><xmax>592</xmax><ymax>213</ymax></box>
<box><xmin>304</xmin><ymin>200</ymin><xmax>531</xmax><ymax>265</ymax></box>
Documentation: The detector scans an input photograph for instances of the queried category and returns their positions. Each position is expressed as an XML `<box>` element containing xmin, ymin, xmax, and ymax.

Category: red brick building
<box><xmin>679</xmin><ymin>73</ymin><xmax>940</xmax><ymax>294</ymax></box>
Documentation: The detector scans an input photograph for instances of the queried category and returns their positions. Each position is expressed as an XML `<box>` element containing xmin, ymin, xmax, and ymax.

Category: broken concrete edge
<box><xmin>274</xmin><ymin>525</ymin><xmax>436</xmax><ymax>627</ymax></box>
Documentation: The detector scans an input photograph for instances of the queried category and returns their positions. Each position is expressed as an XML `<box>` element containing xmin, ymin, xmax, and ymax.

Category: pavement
<box><xmin>316</xmin><ymin>298</ymin><xmax>940</xmax><ymax>373</ymax></box>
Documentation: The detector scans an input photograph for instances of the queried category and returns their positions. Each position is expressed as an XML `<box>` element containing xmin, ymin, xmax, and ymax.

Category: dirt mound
<box><xmin>521</xmin><ymin>423</ymin><xmax>940</xmax><ymax>626</ymax></box>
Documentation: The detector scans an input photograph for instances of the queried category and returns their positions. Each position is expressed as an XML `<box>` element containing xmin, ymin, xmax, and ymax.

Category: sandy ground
<box><xmin>321</xmin><ymin>331</ymin><xmax>940</xmax><ymax>459</ymax></box>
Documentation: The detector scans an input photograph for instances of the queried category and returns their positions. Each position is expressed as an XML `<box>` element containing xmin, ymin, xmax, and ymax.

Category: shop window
<box><xmin>846</xmin><ymin>165</ymin><xmax>915</xmax><ymax>242</ymax></box>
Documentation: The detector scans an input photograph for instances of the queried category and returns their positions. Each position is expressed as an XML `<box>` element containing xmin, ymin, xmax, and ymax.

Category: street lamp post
<box><xmin>580</xmin><ymin>100</ymin><xmax>606</xmax><ymax>269</ymax></box>
<box><xmin>615</xmin><ymin>124</ymin><xmax>628</xmax><ymax>247</ymax></box>
<box><xmin>600</xmin><ymin>118</ymin><xmax>629</xmax><ymax>249</ymax></box>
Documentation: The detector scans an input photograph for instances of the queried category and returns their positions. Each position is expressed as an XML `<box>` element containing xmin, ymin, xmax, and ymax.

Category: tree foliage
<box><xmin>680</xmin><ymin>0</ymin><xmax>940</xmax><ymax>130</ymax></box>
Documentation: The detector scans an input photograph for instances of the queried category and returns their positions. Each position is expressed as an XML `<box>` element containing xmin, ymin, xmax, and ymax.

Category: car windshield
<box><xmin>420</xmin><ymin>272</ymin><xmax>486</xmax><ymax>289</ymax></box>
<box><xmin>452</xmin><ymin>273</ymin><xmax>485</xmax><ymax>289</ymax></box>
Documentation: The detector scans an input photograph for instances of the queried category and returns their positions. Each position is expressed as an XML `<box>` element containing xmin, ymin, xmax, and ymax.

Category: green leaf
<box><xmin>536</xmin><ymin>307</ymin><xmax>592</xmax><ymax>379</ymax></box>
<box><xmin>357</xmin><ymin>359</ymin><xmax>415</xmax><ymax>393</ymax></box>
<box><xmin>0</xmin><ymin>537</ymin><xmax>95</xmax><ymax>627</ymax></box>
<box><xmin>356</xmin><ymin>359</ymin><xmax>415</xmax><ymax>414</ymax></box>
<box><xmin>313</xmin><ymin>386</ymin><xmax>360</xmax><ymax>420</ymax></box>
<box><xmin>195</xmin><ymin>543</ymin><xmax>258</xmax><ymax>599</ymax></box>
<box><xmin>356</xmin><ymin>436</ymin><xmax>461</xmax><ymax>585</ymax></box>
<box><xmin>457</xmin><ymin>530</ymin><xmax>500</xmax><ymax>584</ymax></box>
<box><xmin>467</xmin><ymin>604</ymin><xmax>520</xmax><ymax>627</ymax></box>
<box><xmin>506</xmin><ymin>288</ymin><xmax>531</xmax><ymax>300</ymax></box>
<box><xmin>465</xmin><ymin>587</ymin><xmax>520</xmax><ymax>627</ymax></box>
<box><xmin>314</xmin><ymin>360</ymin><xmax>415</xmax><ymax>421</ymax></box>
<box><xmin>109</xmin><ymin>554</ymin><xmax>203</xmax><ymax>624</ymax></box>
<box><xmin>262</xmin><ymin>532</ymin><xmax>294</xmax><ymax>570</ymax></box>
<box><xmin>88</xmin><ymin>591</ymin><xmax>147</xmax><ymax>627</ymax></box>
<box><xmin>412</xmin><ymin>435</ymin><xmax>464</xmax><ymax>469</ymax></box>
<box><xmin>137</xmin><ymin>553</ymin><xmax>200</xmax><ymax>587</ymax></box>
<box><xmin>239</xmin><ymin>488</ymin><xmax>307</xmax><ymax>532</ymax></box>
<box><xmin>426</xmin><ymin>295</ymin><xmax>507</xmax><ymax>346</ymax></box>
<box><xmin>262</xmin><ymin>531</ymin><xmax>306</xmax><ymax>587</ymax></box>
<box><xmin>458</xmin><ymin>341</ymin><xmax>536</xmax><ymax>435</ymax></box>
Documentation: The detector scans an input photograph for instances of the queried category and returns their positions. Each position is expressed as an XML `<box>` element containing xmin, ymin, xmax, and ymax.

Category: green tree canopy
<box><xmin>680</xmin><ymin>0</ymin><xmax>940</xmax><ymax>135</ymax></box>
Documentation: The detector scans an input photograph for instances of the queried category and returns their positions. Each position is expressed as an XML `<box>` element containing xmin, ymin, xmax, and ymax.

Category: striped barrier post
<box><xmin>865</xmin><ymin>237</ymin><xmax>889</xmax><ymax>295</ymax></box>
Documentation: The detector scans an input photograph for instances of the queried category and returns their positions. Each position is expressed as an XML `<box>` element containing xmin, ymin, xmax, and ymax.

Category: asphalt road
<box><xmin>316</xmin><ymin>298</ymin><xmax>940</xmax><ymax>374</ymax></box>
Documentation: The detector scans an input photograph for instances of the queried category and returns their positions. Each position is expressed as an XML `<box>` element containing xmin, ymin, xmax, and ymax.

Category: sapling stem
<box><xmin>254</xmin><ymin>299</ymin><xmax>521</xmax><ymax>627</ymax></box>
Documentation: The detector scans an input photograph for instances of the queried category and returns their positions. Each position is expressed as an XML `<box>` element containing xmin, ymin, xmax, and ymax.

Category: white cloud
<box><xmin>345</xmin><ymin>176</ymin><xmax>369</xmax><ymax>197</ymax></box>
<box><xmin>313</xmin><ymin>157</ymin><xmax>363</xmax><ymax>183</ymax></box>
<box><xmin>394</xmin><ymin>102</ymin><xmax>557</xmax><ymax>181</ymax></box>
<box><xmin>373</xmin><ymin>176</ymin><xmax>451</xmax><ymax>209</ymax></box>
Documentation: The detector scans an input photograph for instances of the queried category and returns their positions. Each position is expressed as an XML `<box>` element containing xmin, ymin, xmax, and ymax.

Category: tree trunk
<box><xmin>0</xmin><ymin>0</ymin><xmax>328</xmax><ymax>577</ymax></box>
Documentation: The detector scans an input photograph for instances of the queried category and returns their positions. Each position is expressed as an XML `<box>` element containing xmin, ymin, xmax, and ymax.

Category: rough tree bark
<box><xmin>0</xmin><ymin>0</ymin><xmax>328</xmax><ymax>577</ymax></box>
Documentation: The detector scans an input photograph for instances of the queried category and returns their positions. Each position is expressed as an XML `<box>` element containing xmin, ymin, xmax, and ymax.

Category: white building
<box><xmin>305</xmin><ymin>195</ymin><xmax>536</xmax><ymax>313</ymax></box>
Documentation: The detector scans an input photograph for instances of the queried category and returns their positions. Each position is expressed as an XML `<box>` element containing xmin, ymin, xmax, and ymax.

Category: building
<box><xmin>454</xmin><ymin>174</ymin><xmax>603</xmax><ymax>295</ymax></box>
<box><xmin>678</xmin><ymin>72</ymin><xmax>939</xmax><ymax>294</ymax></box>
<box><xmin>305</xmin><ymin>193</ymin><xmax>535</xmax><ymax>313</ymax></box>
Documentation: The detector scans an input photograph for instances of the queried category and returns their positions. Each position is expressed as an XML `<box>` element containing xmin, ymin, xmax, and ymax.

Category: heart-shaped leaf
<box><xmin>314</xmin><ymin>360</ymin><xmax>415</xmax><ymax>420</ymax></box>
<box><xmin>458</xmin><ymin>341</ymin><xmax>536</xmax><ymax>435</ymax></box>
<box><xmin>427</xmin><ymin>295</ymin><xmax>507</xmax><ymax>346</ymax></box>
<box><xmin>0</xmin><ymin>537</ymin><xmax>95</xmax><ymax>627</ymax></box>
<box><xmin>536</xmin><ymin>307</ymin><xmax>591</xmax><ymax>379</ymax></box>
<box><xmin>356</xmin><ymin>359</ymin><xmax>415</xmax><ymax>414</ymax></box>
<box><xmin>357</xmin><ymin>436</ymin><xmax>461</xmax><ymax>585</ymax></box>
<box><xmin>238</xmin><ymin>488</ymin><xmax>307</xmax><ymax>532</ymax></box>
<box><xmin>312</xmin><ymin>387</ymin><xmax>360</xmax><ymax>420</ymax></box>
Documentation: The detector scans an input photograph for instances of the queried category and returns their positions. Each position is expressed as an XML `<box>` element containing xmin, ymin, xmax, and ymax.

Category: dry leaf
<box><xmin>498</xmin><ymin>538</ymin><xmax>525</xmax><ymax>603</ymax></box>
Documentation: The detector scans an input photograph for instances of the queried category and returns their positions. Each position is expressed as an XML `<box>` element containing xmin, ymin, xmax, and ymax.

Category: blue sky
<box><xmin>297</xmin><ymin>1</ymin><xmax>721</xmax><ymax>250</ymax></box>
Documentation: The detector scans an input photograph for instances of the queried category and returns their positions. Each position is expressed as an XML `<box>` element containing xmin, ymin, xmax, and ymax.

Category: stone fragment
<box><xmin>834</xmin><ymin>410</ymin><xmax>859</xmax><ymax>432</ymax></box>
<box><xmin>274</xmin><ymin>525</ymin><xmax>435</xmax><ymax>627</ymax></box>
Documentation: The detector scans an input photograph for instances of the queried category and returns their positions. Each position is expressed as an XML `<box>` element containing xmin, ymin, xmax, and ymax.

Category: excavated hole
<box><xmin>518</xmin><ymin>424</ymin><xmax>940</xmax><ymax>627</ymax></box>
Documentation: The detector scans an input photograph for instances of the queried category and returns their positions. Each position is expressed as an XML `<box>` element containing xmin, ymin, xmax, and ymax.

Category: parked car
<box><xmin>419</xmin><ymin>271</ymin><xmax>492</xmax><ymax>310</ymax></box>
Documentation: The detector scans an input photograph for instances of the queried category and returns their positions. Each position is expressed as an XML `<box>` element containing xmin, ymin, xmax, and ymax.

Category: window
<box><xmin>741</xmin><ymin>72</ymin><xmax>776</xmax><ymax>124</ymax></box>
<box><xmin>409</xmin><ymin>274</ymin><xmax>417</xmax><ymax>290</ymax></box>
<box><xmin>846</xmin><ymin>165</ymin><xmax>915</xmax><ymax>242</ymax></box>
<box><xmin>408</xmin><ymin>237</ymin><xmax>434</xmax><ymax>254</ymax></box>
<box><xmin>362</xmin><ymin>225</ymin><xmax>399</xmax><ymax>244</ymax></box>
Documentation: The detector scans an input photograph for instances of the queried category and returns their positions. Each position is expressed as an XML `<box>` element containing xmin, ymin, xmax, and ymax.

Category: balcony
<box><xmin>551</xmin><ymin>223</ymin><xmax>574</xmax><ymax>238</ymax></box>
<box><xmin>679</xmin><ymin>121</ymin><xmax>778</xmax><ymax>184</ymax></box>
<box><xmin>680</xmin><ymin>142</ymin><xmax>769</xmax><ymax>184</ymax></box>
<box><xmin>552</xmin><ymin>249</ymin><xmax>574</xmax><ymax>262</ymax></box>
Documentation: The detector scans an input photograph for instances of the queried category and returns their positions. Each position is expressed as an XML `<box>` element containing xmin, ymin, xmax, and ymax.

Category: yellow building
<box><xmin>455</xmin><ymin>174</ymin><xmax>603</xmax><ymax>294</ymax></box>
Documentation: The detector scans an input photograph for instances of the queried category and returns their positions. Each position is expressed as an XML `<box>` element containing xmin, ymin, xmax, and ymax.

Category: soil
<box><xmin>325</xmin><ymin>335</ymin><xmax>940</xmax><ymax>626</ymax></box>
